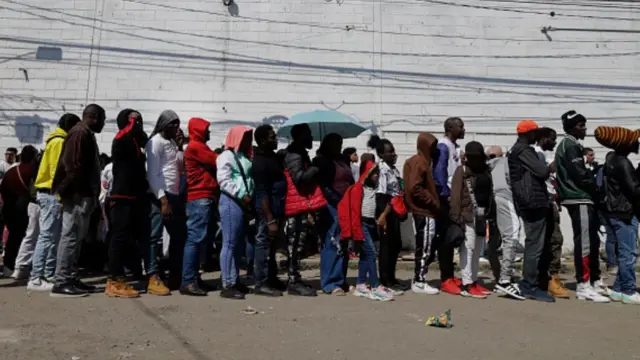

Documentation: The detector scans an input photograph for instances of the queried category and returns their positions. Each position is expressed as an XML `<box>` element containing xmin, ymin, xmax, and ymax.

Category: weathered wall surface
<box><xmin>1</xmin><ymin>0</ymin><xmax>638</xmax><ymax>252</ymax></box>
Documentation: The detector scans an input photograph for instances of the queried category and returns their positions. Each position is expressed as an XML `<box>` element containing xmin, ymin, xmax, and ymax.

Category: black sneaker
<box><xmin>180</xmin><ymin>283</ymin><xmax>208</xmax><ymax>296</ymax></box>
<box><xmin>50</xmin><ymin>283</ymin><xmax>89</xmax><ymax>298</ymax></box>
<box><xmin>287</xmin><ymin>281</ymin><xmax>317</xmax><ymax>297</ymax></box>
<box><xmin>494</xmin><ymin>282</ymin><xmax>525</xmax><ymax>300</ymax></box>
<box><xmin>389</xmin><ymin>280</ymin><xmax>410</xmax><ymax>291</ymax></box>
<box><xmin>197</xmin><ymin>277</ymin><xmax>218</xmax><ymax>292</ymax></box>
<box><xmin>73</xmin><ymin>279</ymin><xmax>96</xmax><ymax>293</ymax></box>
<box><xmin>267</xmin><ymin>278</ymin><xmax>287</xmax><ymax>291</ymax></box>
<box><xmin>220</xmin><ymin>286</ymin><xmax>245</xmax><ymax>300</ymax></box>
<box><xmin>234</xmin><ymin>282</ymin><xmax>251</xmax><ymax>294</ymax></box>
<box><xmin>254</xmin><ymin>284</ymin><xmax>283</xmax><ymax>297</ymax></box>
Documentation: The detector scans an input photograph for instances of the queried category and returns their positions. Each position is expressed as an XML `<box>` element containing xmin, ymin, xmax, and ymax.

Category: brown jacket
<box><xmin>52</xmin><ymin>122</ymin><xmax>101</xmax><ymax>200</ymax></box>
<box><xmin>403</xmin><ymin>133</ymin><xmax>440</xmax><ymax>218</ymax></box>
<box><xmin>449</xmin><ymin>165</ymin><xmax>495</xmax><ymax>225</ymax></box>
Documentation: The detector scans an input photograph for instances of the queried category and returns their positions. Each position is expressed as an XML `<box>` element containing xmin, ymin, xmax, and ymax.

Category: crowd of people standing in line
<box><xmin>0</xmin><ymin>105</ymin><xmax>639</xmax><ymax>305</ymax></box>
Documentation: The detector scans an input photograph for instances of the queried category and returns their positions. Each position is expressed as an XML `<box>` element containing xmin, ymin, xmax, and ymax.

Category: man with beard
<box><xmin>50</xmin><ymin>104</ymin><xmax>105</xmax><ymax>298</ymax></box>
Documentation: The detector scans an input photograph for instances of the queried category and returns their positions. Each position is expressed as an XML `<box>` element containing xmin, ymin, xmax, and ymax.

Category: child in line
<box><xmin>338</xmin><ymin>160</ymin><xmax>393</xmax><ymax>301</ymax></box>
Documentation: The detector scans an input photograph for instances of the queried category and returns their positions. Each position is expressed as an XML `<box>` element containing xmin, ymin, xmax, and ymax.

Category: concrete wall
<box><xmin>2</xmin><ymin>0</ymin><xmax>638</xmax><ymax>254</ymax></box>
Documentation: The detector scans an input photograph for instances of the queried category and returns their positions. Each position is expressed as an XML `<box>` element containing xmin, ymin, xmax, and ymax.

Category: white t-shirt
<box><xmin>146</xmin><ymin>134</ymin><xmax>183</xmax><ymax>199</ymax></box>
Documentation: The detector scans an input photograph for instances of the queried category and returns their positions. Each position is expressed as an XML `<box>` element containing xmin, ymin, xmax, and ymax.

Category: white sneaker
<box><xmin>27</xmin><ymin>278</ymin><xmax>55</xmax><ymax>292</ymax></box>
<box><xmin>592</xmin><ymin>280</ymin><xmax>611</xmax><ymax>296</ymax></box>
<box><xmin>411</xmin><ymin>281</ymin><xmax>440</xmax><ymax>295</ymax></box>
<box><xmin>576</xmin><ymin>283</ymin><xmax>610</xmax><ymax>303</ymax></box>
<box><xmin>11</xmin><ymin>267</ymin><xmax>30</xmax><ymax>280</ymax></box>
<box><xmin>622</xmin><ymin>292</ymin><xmax>640</xmax><ymax>305</ymax></box>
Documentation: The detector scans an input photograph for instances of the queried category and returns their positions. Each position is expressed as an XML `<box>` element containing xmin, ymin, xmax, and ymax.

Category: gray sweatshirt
<box><xmin>488</xmin><ymin>157</ymin><xmax>512</xmax><ymax>200</ymax></box>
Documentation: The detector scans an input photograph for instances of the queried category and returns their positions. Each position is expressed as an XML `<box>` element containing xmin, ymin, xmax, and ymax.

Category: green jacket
<box><xmin>554</xmin><ymin>135</ymin><xmax>600</xmax><ymax>205</ymax></box>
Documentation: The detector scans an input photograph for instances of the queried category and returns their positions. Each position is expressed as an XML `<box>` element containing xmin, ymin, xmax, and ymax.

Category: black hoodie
<box><xmin>110</xmin><ymin>109</ymin><xmax>149</xmax><ymax>199</ymax></box>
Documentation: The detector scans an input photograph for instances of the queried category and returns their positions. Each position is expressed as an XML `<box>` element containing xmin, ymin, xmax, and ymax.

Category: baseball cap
<box><xmin>517</xmin><ymin>120</ymin><xmax>539</xmax><ymax>134</ymax></box>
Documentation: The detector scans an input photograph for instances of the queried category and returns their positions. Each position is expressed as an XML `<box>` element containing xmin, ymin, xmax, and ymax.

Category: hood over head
<box><xmin>357</xmin><ymin>159</ymin><xmax>377</xmax><ymax>184</ymax></box>
<box><xmin>151</xmin><ymin>109</ymin><xmax>179</xmax><ymax>137</ymax></box>
<box><xmin>417</xmin><ymin>132</ymin><xmax>437</xmax><ymax>163</ymax></box>
<box><xmin>188</xmin><ymin>118</ymin><xmax>210</xmax><ymax>143</ymax></box>
<box><xmin>116</xmin><ymin>109</ymin><xmax>137</xmax><ymax>130</ymax></box>
<box><xmin>57</xmin><ymin>113</ymin><xmax>81</xmax><ymax>132</ymax></box>
<box><xmin>224</xmin><ymin>125</ymin><xmax>253</xmax><ymax>157</ymax></box>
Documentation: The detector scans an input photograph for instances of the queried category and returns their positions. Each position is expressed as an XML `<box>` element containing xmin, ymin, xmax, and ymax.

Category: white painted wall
<box><xmin>1</xmin><ymin>0</ymin><xmax>638</xmax><ymax>254</ymax></box>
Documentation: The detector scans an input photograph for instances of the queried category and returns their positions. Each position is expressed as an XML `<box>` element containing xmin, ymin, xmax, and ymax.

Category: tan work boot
<box><xmin>105</xmin><ymin>279</ymin><xmax>140</xmax><ymax>298</ymax></box>
<box><xmin>548</xmin><ymin>274</ymin><xmax>571</xmax><ymax>298</ymax></box>
<box><xmin>147</xmin><ymin>274</ymin><xmax>171</xmax><ymax>296</ymax></box>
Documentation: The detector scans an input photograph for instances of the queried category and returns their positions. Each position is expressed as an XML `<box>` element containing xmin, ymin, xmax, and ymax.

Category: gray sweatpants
<box><xmin>54</xmin><ymin>197</ymin><xmax>96</xmax><ymax>285</ymax></box>
<box><xmin>495</xmin><ymin>195</ymin><xmax>521</xmax><ymax>283</ymax></box>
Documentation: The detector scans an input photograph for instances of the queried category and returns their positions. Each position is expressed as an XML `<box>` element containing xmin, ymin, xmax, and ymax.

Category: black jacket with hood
<box><xmin>279</xmin><ymin>142</ymin><xmax>320</xmax><ymax>195</ymax></box>
<box><xmin>110</xmin><ymin>109</ymin><xmax>149</xmax><ymax>199</ymax></box>
<box><xmin>508</xmin><ymin>139</ymin><xmax>550</xmax><ymax>213</ymax></box>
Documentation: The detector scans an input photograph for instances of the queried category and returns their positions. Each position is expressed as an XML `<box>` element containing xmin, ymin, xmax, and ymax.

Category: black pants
<box><xmin>2</xmin><ymin>196</ymin><xmax>30</xmax><ymax>271</ymax></box>
<box><xmin>434</xmin><ymin>200</ymin><xmax>455</xmax><ymax>281</ymax></box>
<box><xmin>486</xmin><ymin>220</ymin><xmax>502</xmax><ymax>283</ymax></box>
<box><xmin>413</xmin><ymin>214</ymin><xmax>437</xmax><ymax>282</ymax></box>
<box><xmin>379</xmin><ymin>212</ymin><xmax>401</xmax><ymax>286</ymax></box>
<box><xmin>566</xmin><ymin>203</ymin><xmax>601</xmax><ymax>284</ymax></box>
<box><xmin>108</xmin><ymin>198</ymin><xmax>150</xmax><ymax>279</ymax></box>
<box><xmin>520</xmin><ymin>207</ymin><xmax>554</xmax><ymax>291</ymax></box>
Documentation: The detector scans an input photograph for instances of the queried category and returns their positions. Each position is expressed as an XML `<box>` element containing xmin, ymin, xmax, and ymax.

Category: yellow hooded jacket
<box><xmin>34</xmin><ymin>127</ymin><xmax>67</xmax><ymax>190</ymax></box>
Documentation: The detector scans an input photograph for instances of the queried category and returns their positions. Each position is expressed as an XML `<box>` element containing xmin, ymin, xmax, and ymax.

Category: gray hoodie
<box><xmin>488</xmin><ymin>156</ymin><xmax>511</xmax><ymax>200</ymax></box>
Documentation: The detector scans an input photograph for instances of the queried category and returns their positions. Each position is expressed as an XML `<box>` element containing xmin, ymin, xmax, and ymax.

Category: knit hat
<box><xmin>561</xmin><ymin>110</ymin><xmax>586</xmax><ymax>132</ymax></box>
<box><xmin>594</xmin><ymin>126</ymin><xmax>640</xmax><ymax>150</ymax></box>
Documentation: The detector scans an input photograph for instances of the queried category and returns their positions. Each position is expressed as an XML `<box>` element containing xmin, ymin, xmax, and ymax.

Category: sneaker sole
<box><xmin>577</xmin><ymin>295</ymin><xmax>610</xmax><ymax>303</ymax></box>
<box><xmin>49</xmin><ymin>292</ymin><xmax>89</xmax><ymax>298</ymax></box>
<box><xmin>412</xmin><ymin>289</ymin><xmax>440</xmax><ymax>295</ymax></box>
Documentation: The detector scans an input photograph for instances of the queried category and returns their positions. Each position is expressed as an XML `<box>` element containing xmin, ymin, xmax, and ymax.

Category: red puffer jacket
<box><xmin>185</xmin><ymin>118</ymin><xmax>219</xmax><ymax>202</ymax></box>
<box><xmin>338</xmin><ymin>160</ymin><xmax>377</xmax><ymax>241</ymax></box>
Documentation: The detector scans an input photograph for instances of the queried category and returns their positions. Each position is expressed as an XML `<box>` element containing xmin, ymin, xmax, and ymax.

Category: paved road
<box><xmin>1</xmin><ymin>270</ymin><xmax>638</xmax><ymax>360</ymax></box>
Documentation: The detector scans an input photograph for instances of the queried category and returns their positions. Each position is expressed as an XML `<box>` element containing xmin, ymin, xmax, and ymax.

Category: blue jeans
<box><xmin>150</xmin><ymin>193</ymin><xmax>186</xmax><ymax>277</ymax></box>
<box><xmin>358</xmin><ymin>222</ymin><xmax>380</xmax><ymax>287</ymax></box>
<box><xmin>319</xmin><ymin>205</ymin><xmax>348</xmax><ymax>293</ymax></box>
<box><xmin>254</xmin><ymin>215</ymin><xmax>280</xmax><ymax>287</ymax></box>
<box><xmin>600</xmin><ymin>213</ymin><xmax>617</xmax><ymax>267</ymax></box>
<box><xmin>219</xmin><ymin>194</ymin><xmax>246</xmax><ymax>287</ymax></box>
<box><xmin>30</xmin><ymin>192</ymin><xmax>61</xmax><ymax>281</ymax></box>
<box><xmin>182</xmin><ymin>198</ymin><xmax>216</xmax><ymax>287</ymax></box>
<box><xmin>610</xmin><ymin>216</ymin><xmax>639</xmax><ymax>295</ymax></box>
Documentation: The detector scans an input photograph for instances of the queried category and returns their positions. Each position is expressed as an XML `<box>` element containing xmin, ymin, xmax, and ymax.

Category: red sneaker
<box><xmin>349</xmin><ymin>251</ymin><xmax>358</xmax><ymax>260</ymax></box>
<box><xmin>441</xmin><ymin>278</ymin><xmax>462</xmax><ymax>295</ymax></box>
<box><xmin>461</xmin><ymin>283</ymin><xmax>488</xmax><ymax>299</ymax></box>
<box><xmin>454</xmin><ymin>277</ymin><xmax>462</xmax><ymax>287</ymax></box>
<box><xmin>476</xmin><ymin>283</ymin><xmax>492</xmax><ymax>295</ymax></box>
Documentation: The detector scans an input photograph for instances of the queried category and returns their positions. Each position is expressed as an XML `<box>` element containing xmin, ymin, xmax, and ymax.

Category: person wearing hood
<box><xmin>338</xmin><ymin>160</ymin><xmax>393</xmax><ymax>301</ymax></box>
<box><xmin>180</xmin><ymin>117</ymin><xmax>219</xmax><ymax>296</ymax></box>
<box><xmin>450</xmin><ymin>141</ymin><xmax>495</xmax><ymax>299</ymax></box>
<box><xmin>554</xmin><ymin>111</ymin><xmax>608</xmax><ymax>301</ymax></box>
<box><xmin>313</xmin><ymin>133</ymin><xmax>354</xmax><ymax>295</ymax></box>
<box><xmin>146</xmin><ymin>109</ymin><xmax>186</xmax><ymax>292</ymax></box>
<box><xmin>403</xmin><ymin>132</ymin><xmax>441</xmax><ymax>295</ymax></box>
<box><xmin>27</xmin><ymin>113</ymin><xmax>80</xmax><ymax>291</ymax></box>
<box><xmin>595</xmin><ymin>126</ymin><xmax>640</xmax><ymax>304</ymax></box>
<box><xmin>508</xmin><ymin>120</ymin><xmax>556</xmax><ymax>302</ymax></box>
<box><xmin>102</xmin><ymin>109</ymin><xmax>149</xmax><ymax>297</ymax></box>
<box><xmin>216</xmin><ymin>126</ymin><xmax>254</xmax><ymax>300</ymax></box>
<box><xmin>51</xmin><ymin>104</ymin><xmax>105</xmax><ymax>298</ymax></box>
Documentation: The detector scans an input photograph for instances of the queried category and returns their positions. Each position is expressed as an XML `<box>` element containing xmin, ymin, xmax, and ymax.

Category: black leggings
<box><xmin>378</xmin><ymin>212</ymin><xmax>401</xmax><ymax>286</ymax></box>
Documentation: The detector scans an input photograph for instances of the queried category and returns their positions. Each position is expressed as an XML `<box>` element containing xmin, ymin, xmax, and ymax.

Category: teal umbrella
<box><xmin>277</xmin><ymin>110</ymin><xmax>367</xmax><ymax>141</ymax></box>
